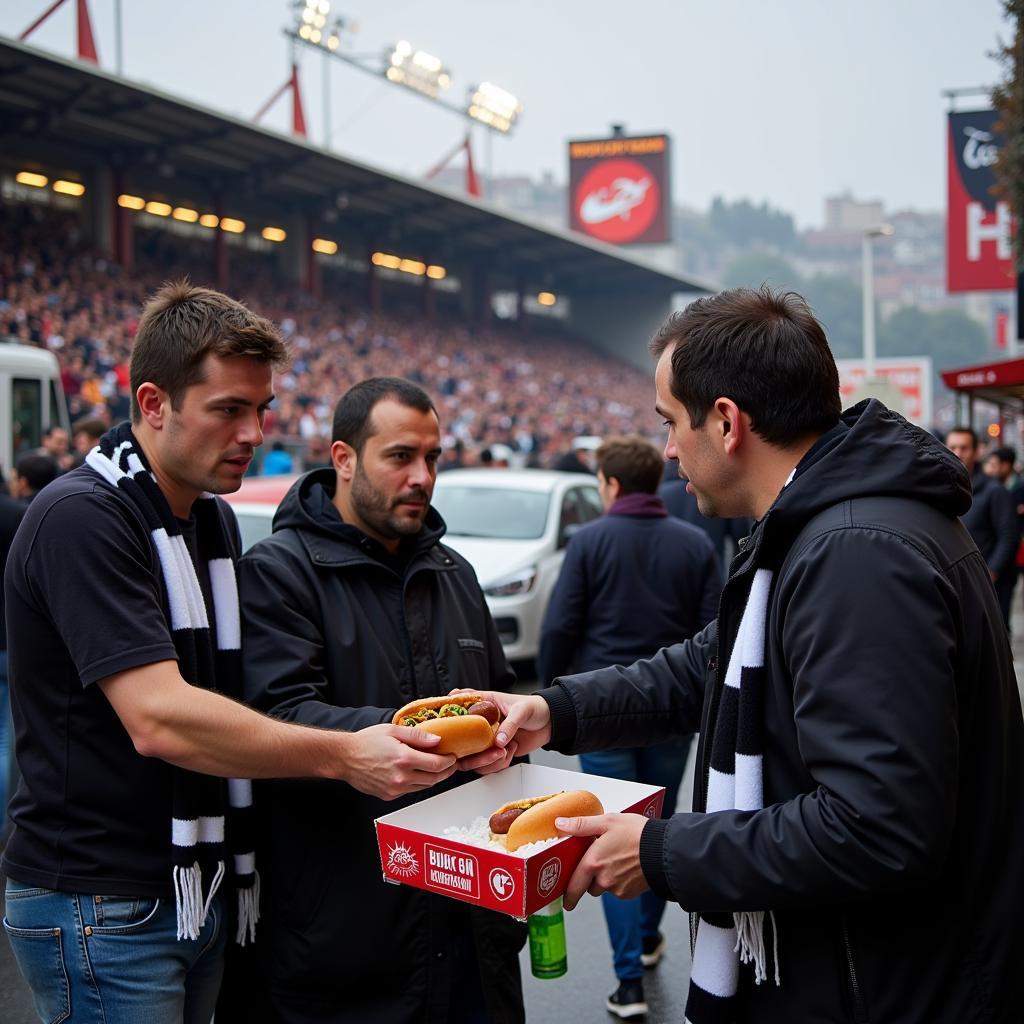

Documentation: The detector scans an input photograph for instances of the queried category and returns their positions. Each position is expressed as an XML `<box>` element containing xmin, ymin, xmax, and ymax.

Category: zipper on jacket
<box><xmin>841</xmin><ymin>917</ymin><xmax>869</xmax><ymax>1023</ymax></box>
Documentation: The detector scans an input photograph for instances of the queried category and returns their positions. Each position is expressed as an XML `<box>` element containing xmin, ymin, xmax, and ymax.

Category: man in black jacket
<box><xmin>538</xmin><ymin>434</ymin><xmax>719</xmax><ymax>1019</ymax></box>
<box><xmin>235</xmin><ymin>377</ymin><xmax>526</xmax><ymax>1024</ymax></box>
<box><xmin>945</xmin><ymin>426</ymin><xmax>1019</xmax><ymax>627</ymax></box>
<box><xmin>463</xmin><ymin>288</ymin><xmax>1024</xmax><ymax>1023</ymax></box>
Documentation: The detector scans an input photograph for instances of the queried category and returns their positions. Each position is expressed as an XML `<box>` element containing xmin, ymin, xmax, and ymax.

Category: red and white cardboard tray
<box><xmin>375</xmin><ymin>763</ymin><xmax>665</xmax><ymax>920</ymax></box>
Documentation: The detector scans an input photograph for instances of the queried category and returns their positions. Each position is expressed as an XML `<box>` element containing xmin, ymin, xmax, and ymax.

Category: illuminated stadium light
<box><xmin>172</xmin><ymin>207</ymin><xmax>199</xmax><ymax>222</ymax></box>
<box><xmin>312</xmin><ymin>237</ymin><xmax>338</xmax><ymax>254</ymax></box>
<box><xmin>219</xmin><ymin>218</ymin><xmax>246</xmax><ymax>234</ymax></box>
<box><xmin>52</xmin><ymin>180</ymin><xmax>86</xmax><ymax>196</ymax></box>
<box><xmin>426</xmin><ymin>265</ymin><xmax>446</xmax><ymax>280</ymax></box>
<box><xmin>537</xmin><ymin>291</ymin><xmax>557</xmax><ymax>306</ymax></box>
<box><xmin>16</xmin><ymin>171</ymin><xmax>48</xmax><ymax>188</ymax></box>
<box><xmin>385</xmin><ymin>41</ymin><xmax>451</xmax><ymax>99</ymax></box>
<box><xmin>144</xmin><ymin>201</ymin><xmax>172</xmax><ymax>217</ymax></box>
<box><xmin>117</xmin><ymin>194</ymin><xmax>145</xmax><ymax>210</ymax></box>
<box><xmin>371</xmin><ymin>251</ymin><xmax>401</xmax><ymax>270</ymax></box>
<box><xmin>199</xmin><ymin>214</ymin><xmax>220</xmax><ymax>228</ymax></box>
<box><xmin>262</xmin><ymin>226</ymin><xmax>287</xmax><ymax>242</ymax></box>
<box><xmin>399</xmin><ymin>259</ymin><xmax>426</xmax><ymax>276</ymax></box>
<box><xmin>467</xmin><ymin>82</ymin><xmax>522</xmax><ymax>134</ymax></box>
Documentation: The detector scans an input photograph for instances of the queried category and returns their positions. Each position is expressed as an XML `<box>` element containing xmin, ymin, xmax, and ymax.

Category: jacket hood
<box><xmin>765</xmin><ymin>399</ymin><xmax>971</xmax><ymax>544</ymax></box>
<box><xmin>271</xmin><ymin>466</ymin><xmax>447</xmax><ymax>556</ymax></box>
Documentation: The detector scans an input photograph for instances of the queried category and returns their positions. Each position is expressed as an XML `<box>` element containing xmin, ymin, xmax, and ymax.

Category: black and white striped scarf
<box><xmin>86</xmin><ymin>422</ymin><xmax>259</xmax><ymax>946</ymax></box>
<box><xmin>685</xmin><ymin>567</ymin><xmax>780</xmax><ymax>1024</ymax></box>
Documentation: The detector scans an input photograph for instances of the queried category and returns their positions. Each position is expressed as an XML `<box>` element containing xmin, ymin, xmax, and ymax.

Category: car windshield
<box><xmin>431</xmin><ymin>486</ymin><xmax>549</xmax><ymax>540</ymax></box>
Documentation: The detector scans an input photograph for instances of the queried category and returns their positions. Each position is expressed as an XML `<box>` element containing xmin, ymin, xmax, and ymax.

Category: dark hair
<box><xmin>71</xmin><ymin>415</ymin><xmax>106</xmax><ymax>442</ymax></box>
<box><xmin>596</xmin><ymin>435</ymin><xmax>664</xmax><ymax>495</ymax></box>
<box><xmin>130</xmin><ymin>279</ymin><xmax>290</xmax><ymax>422</ymax></box>
<box><xmin>15</xmin><ymin>454</ymin><xmax>58</xmax><ymax>493</ymax></box>
<box><xmin>946</xmin><ymin>426</ymin><xmax>978</xmax><ymax>449</ymax></box>
<box><xmin>331</xmin><ymin>376</ymin><xmax>437</xmax><ymax>451</ymax></box>
<box><xmin>989</xmin><ymin>446</ymin><xmax>1016</xmax><ymax>464</ymax></box>
<box><xmin>649</xmin><ymin>286</ymin><xmax>841</xmax><ymax>447</ymax></box>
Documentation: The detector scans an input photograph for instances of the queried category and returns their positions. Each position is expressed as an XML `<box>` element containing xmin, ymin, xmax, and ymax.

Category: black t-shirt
<box><xmin>1</xmin><ymin>467</ymin><xmax>232</xmax><ymax>897</ymax></box>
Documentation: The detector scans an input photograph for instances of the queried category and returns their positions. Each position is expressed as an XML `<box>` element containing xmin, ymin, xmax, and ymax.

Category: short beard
<box><xmin>350</xmin><ymin>461</ymin><xmax>428</xmax><ymax>542</ymax></box>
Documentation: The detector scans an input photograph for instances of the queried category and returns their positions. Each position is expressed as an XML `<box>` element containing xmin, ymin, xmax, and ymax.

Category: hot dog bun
<box><xmin>503</xmin><ymin>790</ymin><xmax>604</xmax><ymax>852</ymax></box>
<box><xmin>392</xmin><ymin>695</ymin><xmax>500</xmax><ymax>757</ymax></box>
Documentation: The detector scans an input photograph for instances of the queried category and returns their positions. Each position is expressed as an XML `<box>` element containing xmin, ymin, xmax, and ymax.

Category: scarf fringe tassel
<box><xmin>734</xmin><ymin>909</ymin><xmax>781</xmax><ymax>986</ymax></box>
<box><xmin>236</xmin><ymin>871</ymin><xmax>262</xmax><ymax>947</ymax></box>
<box><xmin>174</xmin><ymin>860</ymin><xmax>229</xmax><ymax>942</ymax></box>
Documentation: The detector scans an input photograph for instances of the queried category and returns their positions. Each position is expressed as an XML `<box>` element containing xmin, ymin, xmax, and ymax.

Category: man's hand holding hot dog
<box><xmin>447</xmin><ymin>690</ymin><xmax>553</xmax><ymax>773</ymax></box>
<box><xmin>342</xmin><ymin>723</ymin><xmax>458</xmax><ymax>800</ymax></box>
<box><xmin>556</xmin><ymin>812</ymin><xmax>649</xmax><ymax>910</ymax></box>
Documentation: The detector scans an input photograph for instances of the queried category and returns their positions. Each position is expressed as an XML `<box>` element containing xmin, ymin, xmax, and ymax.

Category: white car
<box><xmin>223</xmin><ymin>468</ymin><xmax>604</xmax><ymax>665</ymax></box>
<box><xmin>431</xmin><ymin>468</ymin><xmax>603</xmax><ymax>664</ymax></box>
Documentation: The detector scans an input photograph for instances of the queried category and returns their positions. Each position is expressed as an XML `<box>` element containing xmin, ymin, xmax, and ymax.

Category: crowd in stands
<box><xmin>0</xmin><ymin>204</ymin><xmax>658</xmax><ymax>473</ymax></box>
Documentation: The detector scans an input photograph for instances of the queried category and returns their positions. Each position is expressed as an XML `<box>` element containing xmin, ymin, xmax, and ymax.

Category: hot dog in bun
<box><xmin>392</xmin><ymin>694</ymin><xmax>502</xmax><ymax>757</ymax></box>
<box><xmin>488</xmin><ymin>790</ymin><xmax>604</xmax><ymax>851</ymax></box>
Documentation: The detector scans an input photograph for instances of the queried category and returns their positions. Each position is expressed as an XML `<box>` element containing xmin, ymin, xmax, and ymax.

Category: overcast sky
<box><xmin>2</xmin><ymin>0</ymin><xmax>1009</xmax><ymax>228</ymax></box>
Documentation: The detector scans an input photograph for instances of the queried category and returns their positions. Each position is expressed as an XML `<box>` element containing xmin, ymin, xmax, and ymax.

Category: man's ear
<box><xmin>714</xmin><ymin>397</ymin><xmax>745</xmax><ymax>455</ymax></box>
<box><xmin>331</xmin><ymin>440</ymin><xmax>357</xmax><ymax>483</ymax></box>
<box><xmin>135</xmin><ymin>383</ymin><xmax>169</xmax><ymax>430</ymax></box>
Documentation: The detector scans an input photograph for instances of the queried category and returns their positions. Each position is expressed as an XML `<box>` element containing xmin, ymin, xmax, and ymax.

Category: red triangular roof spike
<box><xmin>464</xmin><ymin>135</ymin><xmax>481</xmax><ymax>198</ymax></box>
<box><xmin>76</xmin><ymin>0</ymin><xmax>98</xmax><ymax>63</ymax></box>
<box><xmin>291</xmin><ymin>64</ymin><xmax>307</xmax><ymax>138</ymax></box>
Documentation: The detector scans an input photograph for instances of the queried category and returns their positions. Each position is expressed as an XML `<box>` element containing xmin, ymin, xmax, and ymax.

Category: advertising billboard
<box><xmin>836</xmin><ymin>357</ymin><xmax>933</xmax><ymax>426</ymax></box>
<box><xmin>568</xmin><ymin>133</ymin><xmax>671</xmax><ymax>246</ymax></box>
<box><xmin>947</xmin><ymin>109</ymin><xmax>1015</xmax><ymax>293</ymax></box>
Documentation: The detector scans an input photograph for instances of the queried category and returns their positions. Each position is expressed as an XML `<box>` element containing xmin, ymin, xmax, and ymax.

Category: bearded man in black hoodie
<box><xmin>234</xmin><ymin>377</ymin><xmax>526</xmax><ymax>1024</ymax></box>
<box><xmin>463</xmin><ymin>287</ymin><xmax>1024</xmax><ymax>1024</ymax></box>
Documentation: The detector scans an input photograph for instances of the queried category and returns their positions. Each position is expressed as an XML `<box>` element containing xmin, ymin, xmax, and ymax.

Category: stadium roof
<box><xmin>0</xmin><ymin>37</ymin><xmax>714</xmax><ymax>297</ymax></box>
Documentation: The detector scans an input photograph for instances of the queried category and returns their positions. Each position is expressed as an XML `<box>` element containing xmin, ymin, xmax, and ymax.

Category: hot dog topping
<box><xmin>488</xmin><ymin>792</ymin><xmax>563</xmax><ymax>835</ymax></box>
<box><xmin>399</xmin><ymin>699</ymin><xmax>496</xmax><ymax>728</ymax></box>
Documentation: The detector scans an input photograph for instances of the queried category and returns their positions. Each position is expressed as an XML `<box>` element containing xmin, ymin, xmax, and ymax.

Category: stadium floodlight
<box><xmin>385</xmin><ymin>41</ymin><xmax>451</xmax><ymax>99</ymax></box>
<box><xmin>426</xmin><ymin>265</ymin><xmax>446</xmax><ymax>280</ymax></box>
<box><xmin>199</xmin><ymin>213</ymin><xmax>220</xmax><ymax>228</ymax></box>
<box><xmin>16</xmin><ymin>171</ymin><xmax>48</xmax><ymax>188</ymax></box>
<box><xmin>144</xmin><ymin>201</ymin><xmax>172</xmax><ymax>217</ymax></box>
<box><xmin>117</xmin><ymin>194</ymin><xmax>145</xmax><ymax>210</ymax></box>
<box><xmin>220</xmin><ymin>218</ymin><xmax>246</xmax><ymax>234</ymax></box>
<box><xmin>399</xmin><ymin>259</ymin><xmax>426</xmax><ymax>276</ymax></box>
<box><xmin>537</xmin><ymin>291</ymin><xmax>557</xmax><ymax>307</ymax></box>
<box><xmin>172</xmin><ymin>207</ymin><xmax>199</xmax><ymax>222</ymax></box>
<box><xmin>52</xmin><ymin>180</ymin><xmax>85</xmax><ymax>196</ymax></box>
<box><xmin>262</xmin><ymin>226</ymin><xmax>287</xmax><ymax>242</ymax></box>
<box><xmin>312</xmin><ymin>237</ymin><xmax>338</xmax><ymax>254</ymax></box>
<box><xmin>467</xmin><ymin>82</ymin><xmax>522</xmax><ymax>134</ymax></box>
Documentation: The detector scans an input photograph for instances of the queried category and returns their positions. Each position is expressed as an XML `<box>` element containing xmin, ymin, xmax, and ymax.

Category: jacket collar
<box><xmin>607</xmin><ymin>492</ymin><xmax>668</xmax><ymax>518</ymax></box>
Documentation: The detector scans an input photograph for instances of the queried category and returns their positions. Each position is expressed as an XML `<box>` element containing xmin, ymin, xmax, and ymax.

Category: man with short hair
<box><xmin>235</xmin><ymin>376</ymin><xmax>526</xmax><ymax>1023</ymax></box>
<box><xmin>538</xmin><ymin>434</ymin><xmax>719</xmax><ymax>1019</ymax></box>
<box><xmin>465</xmin><ymin>287</ymin><xmax>1024</xmax><ymax>1022</ymax></box>
<box><xmin>983</xmin><ymin>444</ymin><xmax>1019</xmax><ymax>489</ymax></box>
<box><xmin>2</xmin><ymin>285</ymin><xmax>456</xmax><ymax>1023</ymax></box>
<box><xmin>946</xmin><ymin>426</ymin><xmax>1018</xmax><ymax>626</ymax></box>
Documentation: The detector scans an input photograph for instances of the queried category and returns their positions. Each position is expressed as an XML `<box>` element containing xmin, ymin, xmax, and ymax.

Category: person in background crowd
<box><xmin>232</xmin><ymin>376</ymin><xmax>526</xmax><ymax>1024</ymax></box>
<box><xmin>2</xmin><ymin>284</ymin><xmax>455</xmax><ymax>1024</ymax></box>
<box><xmin>464</xmin><ymin>287</ymin><xmax>1024</xmax><ymax>1024</ymax></box>
<box><xmin>983</xmin><ymin>445</ymin><xmax>1020</xmax><ymax>490</ymax></box>
<box><xmin>70</xmin><ymin>415</ymin><xmax>108</xmax><ymax>466</ymax></box>
<box><xmin>946</xmin><ymin>426</ymin><xmax>1019</xmax><ymax>627</ymax></box>
<box><xmin>39</xmin><ymin>425</ymin><xmax>74</xmax><ymax>474</ymax></box>
<box><xmin>0</xmin><ymin>452</ymin><xmax>59</xmax><ymax>840</ymax></box>
<box><xmin>260</xmin><ymin>441</ymin><xmax>294</xmax><ymax>476</ymax></box>
<box><xmin>659</xmin><ymin>458</ymin><xmax>751</xmax><ymax>574</ymax></box>
<box><xmin>538</xmin><ymin>434</ymin><xmax>720</xmax><ymax>1019</ymax></box>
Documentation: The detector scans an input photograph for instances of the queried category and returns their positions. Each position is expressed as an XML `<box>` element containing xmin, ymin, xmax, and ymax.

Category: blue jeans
<box><xmin>580</xmin><ymin>737</ymin><xmax>691</xmax><ymax>982</ymax></box>
<box><xmin>3</xmin><ymin>880</ymin><xmax>226</xmax><ymax>1024</ymax></box>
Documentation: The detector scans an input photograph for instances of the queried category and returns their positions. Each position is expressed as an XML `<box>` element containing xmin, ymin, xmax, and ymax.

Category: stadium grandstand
<box><xmin>0</xmin><ymin>36</ymin><xmax>712</xmax><ymax>470</ymax></box>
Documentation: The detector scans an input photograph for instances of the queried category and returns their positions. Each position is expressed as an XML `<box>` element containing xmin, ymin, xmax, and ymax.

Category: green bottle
<box><xmin>528</xmin><ymin>897</ymin><xmax>567</xmax><ymax>979</ymax></box>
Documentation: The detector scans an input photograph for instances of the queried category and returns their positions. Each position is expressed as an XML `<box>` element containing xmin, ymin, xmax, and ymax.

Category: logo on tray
<box><xmin>386</xmin><ymin>841</ymin><xmax>420</xmax><ymax>878</ymax></box>
<box><xmin>489</xmin><ymin>868</ymin><xmax>515</xmax><ymax>902</ymax></box>
<box><xmin>643</xmin><ymin>800</ymin><xmax>659</xmax><ymax>819</ymax></box>
<box><xmin>537</xmin><ymin>856</ymin><xmax>561</xmax><ymax>898</ymax></box>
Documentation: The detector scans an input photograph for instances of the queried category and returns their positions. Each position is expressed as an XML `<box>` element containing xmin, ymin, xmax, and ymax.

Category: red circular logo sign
<box><xmin>574</xmin><ymin>158</ymin><xmax>660</xmax><ymax>244</ymax></box>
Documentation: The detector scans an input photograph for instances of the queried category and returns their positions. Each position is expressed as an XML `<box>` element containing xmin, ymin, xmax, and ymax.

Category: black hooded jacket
<box><xmin>235</xmin><ymin>469</ymin><xmax>525</xmax><ymax>1024</ymax></box>
<box><xmin>541</xmin><ymin>401</ymin><xmax>1024</xmax><ymax>1023</ymax></box>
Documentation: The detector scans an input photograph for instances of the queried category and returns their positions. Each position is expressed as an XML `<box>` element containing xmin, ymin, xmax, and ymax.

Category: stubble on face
<box><xmin>349</xmin><ymin>458</ymin><xmax>430</xmax><ymax>543</ymax></box>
